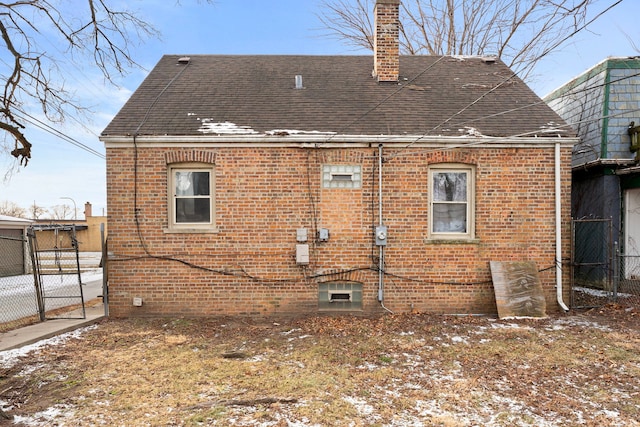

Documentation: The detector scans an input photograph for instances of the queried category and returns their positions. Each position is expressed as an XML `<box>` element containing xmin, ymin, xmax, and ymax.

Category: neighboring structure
<box><xmin>101</xmin><ymin>0</ymin><xmax>576</xmax><ymax>317</ymax></box>
<box><xmin>0</xmin><ymin>215</ymin><xmax>32</xmax><ymax>277</ymax></box>
<box><xmin>33</xmin><ymin>202</ymin><xmax>107</xmax><ymax>252</ymax></box>
<box><xmin>545</xmin><ymin>57</ymin><xmax>640</xmax><ymax>279</ymax></box>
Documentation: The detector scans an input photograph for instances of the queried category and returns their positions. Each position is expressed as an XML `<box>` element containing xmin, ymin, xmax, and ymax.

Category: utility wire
<box><xmin>114</xmin><ymin>2</ymin><xmax>627</xmax><ymax>286</ymax></box>
<box><xmin>385</xmin><ymin>0</ymin><xmax>626</xmax><ymax>159</ymax></box>
<box><xmin>326</xmin><ymin>0</ymin><xmax>625</xmax><ymax>161</ymax></box>
<box><xmin>12</xmin><ymin>108</ymin><xmax>106</xmax><ymax>159</ymax></box>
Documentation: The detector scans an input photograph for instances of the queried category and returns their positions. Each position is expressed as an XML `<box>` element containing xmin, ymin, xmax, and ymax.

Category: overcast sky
<box><xmin>0</xmin><ymin>0</ymin><xmax>636</xmax><ymax>219</ymax></box>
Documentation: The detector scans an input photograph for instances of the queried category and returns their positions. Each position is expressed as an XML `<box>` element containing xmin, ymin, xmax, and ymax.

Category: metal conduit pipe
<box><xmin>378</xmin><ymin>144</ymin><xmax>393</xmax><ymax>313</ymax></box>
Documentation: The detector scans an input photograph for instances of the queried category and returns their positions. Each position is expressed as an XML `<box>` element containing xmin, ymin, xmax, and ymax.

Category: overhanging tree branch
<box><xmin>319</xmin><ymin>0</ymin><xmax>607</xmax><ymax>81</ymax></box>
<box><xmin>0</xmin><ymin>1</ymin><xmax>211</xmax><ymax>167</ymax></box>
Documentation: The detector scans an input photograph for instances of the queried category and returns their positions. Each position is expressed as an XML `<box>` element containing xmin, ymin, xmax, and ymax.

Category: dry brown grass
<box><xmin>1</xmin><ymin>304</ymin><xmax>640</xmax><ymax>426</ymax></box>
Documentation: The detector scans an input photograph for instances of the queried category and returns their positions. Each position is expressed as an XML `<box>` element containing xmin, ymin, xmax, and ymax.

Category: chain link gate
<box><xmin>0</xmin><ymin>232</ymin><xmax>40</xmax><ymax>331</ymax></box>
<box><xmin>571</xmin><ymin>218</ymin><xmax>614</xmax><ymax>308</ymax></box>
<box><xmin>28</xmin><ymin>225</ymin><xmax>86</xmax><ymax>320</ymax></box>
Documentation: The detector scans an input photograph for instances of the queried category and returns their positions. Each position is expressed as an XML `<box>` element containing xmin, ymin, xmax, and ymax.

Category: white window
<box><xmin>322</xmin><ymin>165</ymin><xmax>361</xmax><ymax>189</ymax></box>
<box><xmin>168</xmin><ymin>164</ymin><xmax>215</xmax><ymax>231</ymax></box>
<box><xmin>429</xmin><ymin>164</ymin><xmax>475</xmax><ymax>239</ymax></box>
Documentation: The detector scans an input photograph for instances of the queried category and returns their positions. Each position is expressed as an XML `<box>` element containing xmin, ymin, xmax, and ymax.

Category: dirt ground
<box><xmin>1</xmin><ymin>302</ymin><xmax>639</xmax><ymax>427</ymax></box>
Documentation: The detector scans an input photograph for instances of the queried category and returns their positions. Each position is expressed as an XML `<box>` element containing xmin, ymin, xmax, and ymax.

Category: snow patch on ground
<box><xmin>0</xmin><ymin>325</ymin><xmax>98</xmax><ymax>369</ymax></box>
<box><xmin>12</xmin><ymin>404</ymin><xmax>75</xmax><ymax>426</ymax></box>
<box><xmin>343</xmin><ymin>396</ymin><xmax>375</xmax><ymax>416</ymax></box>
<box><xmin>4</xmin><ymin>312</ymin><xmax>636</xmax><ymax>426</ymax></box>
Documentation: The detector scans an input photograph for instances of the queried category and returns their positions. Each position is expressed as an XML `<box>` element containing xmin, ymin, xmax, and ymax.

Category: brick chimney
<box><xmin>84</xmin><ymin>202</ymin><xmax>92</xmax><ymax>219</ymax></box>
<box><xmin>374</xmin><ymin>0</ymin><xmax>400</xmax><ymax>82</ymax></box>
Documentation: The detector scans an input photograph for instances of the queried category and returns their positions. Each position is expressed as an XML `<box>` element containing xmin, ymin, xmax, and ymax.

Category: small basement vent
<box><xmin>319</xmin><ymin>282</ymin><xmax>362</xmax><ymax>311</ymax></box>
<box><xmin>329</xmin><ymin>290</ymin><xmax>352</xmax><ymax>302</ymax></box>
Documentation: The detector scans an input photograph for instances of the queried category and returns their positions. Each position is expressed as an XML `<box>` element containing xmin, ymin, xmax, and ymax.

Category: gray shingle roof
<box><xmin>101</xmin><ymin>55</ymin><xmax>573</xmax><ymax>139</ymax></box>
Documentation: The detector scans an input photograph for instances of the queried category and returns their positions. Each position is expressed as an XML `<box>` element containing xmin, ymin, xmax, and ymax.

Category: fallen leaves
<box><xmin>1</xmin><ymin>307</ymin><xmax>639</xmax><ymax>426</ymax></box>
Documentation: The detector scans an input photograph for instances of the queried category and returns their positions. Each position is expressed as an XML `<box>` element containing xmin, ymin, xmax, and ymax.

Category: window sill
<box><xmin>163</xmin><ymin>227</ymin><xmax>220</xmax><ymax>234</ymax></box>
<box><xmin>425</xmin><ymin>238</ymin><xmax>480</xmax><ymax>245</ymax></box>
<box><xmin>318</xmin><ymin>307</ymin><xmax>364</xmax><ymax>312</ymax></box>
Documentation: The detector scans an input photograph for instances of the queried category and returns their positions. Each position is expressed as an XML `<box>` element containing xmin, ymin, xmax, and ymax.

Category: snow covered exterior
<box><xmin>101</xmin><ymin>1</ymin><xmax>576</xmax><ymax>318</ymax></box>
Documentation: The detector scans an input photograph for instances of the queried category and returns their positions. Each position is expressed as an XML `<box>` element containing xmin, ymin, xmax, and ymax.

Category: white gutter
<box><xmin>556</xmin><ymin>141</ymin><xmax>569</xmax><ymax>311</ymax></box>
<box><xmin>101</xmin><ymin>134</ymin><xmax>573</xmax><ymax>149</ymax></box>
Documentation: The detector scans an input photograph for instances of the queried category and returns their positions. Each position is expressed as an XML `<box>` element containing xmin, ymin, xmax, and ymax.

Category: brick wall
<box><xmin>106</xmin><ymin>142</ymin><xmax>572</xmax><ymax>317</ymax></box>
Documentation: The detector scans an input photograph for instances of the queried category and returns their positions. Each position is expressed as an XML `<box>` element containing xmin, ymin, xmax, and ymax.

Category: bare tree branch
<box><xmin>319</xmin><ymin>0</ymin><xmax>605</xmax><ymax>80</ymax></box>
<box><xmin>0</xmin><ymin>1</ymin><xmax>211</xmax><ymax>167</ymax></box>
<box><xmin>0</xmin><ymin>199</ymin><xmax>27</xmax><ymax>217</ymax></box>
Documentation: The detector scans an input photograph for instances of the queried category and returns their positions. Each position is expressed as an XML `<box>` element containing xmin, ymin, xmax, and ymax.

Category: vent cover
<box><xmin>319</xmin><ymin>282</ymin><xmax>363</xmax><ymax>311</ymax></box>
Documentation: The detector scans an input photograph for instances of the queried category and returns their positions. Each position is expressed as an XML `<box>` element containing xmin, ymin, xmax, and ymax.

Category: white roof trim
<box><xmin>102</xmin><ymin>134</ymin><xmax>577</xmax><ymax>149</ymax></box>
<box><xmin>0</xmin><ymin>215</ymin><xmax>32</xmax><ymax>227</ymax></box>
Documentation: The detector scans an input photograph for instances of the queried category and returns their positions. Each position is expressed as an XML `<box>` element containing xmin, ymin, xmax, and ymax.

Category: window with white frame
<box><xmin>322</xmin><ymin>164</ymin><xmax>362</xmax><ymax>189</ymax></box>
<box><xmin>168</xmin><ymin>164</ymin><xmax>215</xmax><ymax>230</ymax></box>
<box><xmin>429</xmin><ymin>164</ymin><xmax>475</xmax><ymax>239</ymax></box>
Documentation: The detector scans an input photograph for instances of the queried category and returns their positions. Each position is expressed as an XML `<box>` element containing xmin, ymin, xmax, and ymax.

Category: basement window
<box><xmin>322</xmin><ymin>165</ymin><xmax>361</xmax><ymax>189</ymax></box>
<box><xmin>319</xmin><ymin>282</ymin><xmax>363</xmax><ymax>311</ymax></box>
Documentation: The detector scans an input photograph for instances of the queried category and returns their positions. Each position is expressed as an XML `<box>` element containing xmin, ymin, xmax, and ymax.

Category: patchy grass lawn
<box><xmin>1</xmin><ymin>304</ymin><xmax>640</xmax><ymax>427</ymax></box>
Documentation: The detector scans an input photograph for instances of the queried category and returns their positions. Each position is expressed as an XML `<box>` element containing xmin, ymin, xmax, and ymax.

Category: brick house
<box><xmin>101</xmin><ymin>0</ymin><xmax>576</xmax><ymax>317</ymax></box>
<box><xmin>545</xmin><ymin>57</ymin><xmax>640</xmax><ymax>283</ymax></box>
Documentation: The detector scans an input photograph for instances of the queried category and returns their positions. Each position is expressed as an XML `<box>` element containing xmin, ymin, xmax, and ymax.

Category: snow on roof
<box><xmin>0</xmin><ymin>215</ymin><xmax>32</xmax><ymax>224</ymax></box>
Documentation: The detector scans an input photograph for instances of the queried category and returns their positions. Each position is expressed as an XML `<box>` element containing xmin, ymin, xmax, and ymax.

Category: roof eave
<box><xmin>101</xmin><ymin>134</ymin><xmax>577</xmax><ymax>148</ymax></box>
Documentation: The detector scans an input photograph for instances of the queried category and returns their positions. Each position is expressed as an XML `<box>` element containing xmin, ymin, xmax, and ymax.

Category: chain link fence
<box><xmin>29</xmin><ymin>225</ymin><xmax>86</xmax><ymax>320</ymax></box>
<box><xmin>1</xmin><ymin>225</ymin><xmax>91</xmax><ymax>332</ymax></box>
<box><xmin>571</xmin><ymin>219</ymin><xmax>614</xmax><ymax>308</ymax></box>
<box><xmin>0</xmin><ymin>233</ymin><xmax>40</xmax><ymax>332</ymax></box>
<box><xmin>615</xmin><ymin>253</ymin><xmax>640</xmax><ymax>306</ymax></box>
<box><xmin>571</xmin><ymin>218</ymin><xmax>640</xmax><ymax>308</ymax></box>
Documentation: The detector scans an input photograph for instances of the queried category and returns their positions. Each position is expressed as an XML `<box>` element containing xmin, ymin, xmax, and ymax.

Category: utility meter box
<box><xmin>318</xmin><ymin>228</ymin><xmax>330</xmax><ymax>242</ymax></box>
<box><xmin>296</xmin><ymin>228</ymin><xmax>308</xmax><ymax>242</ymax></box>
<box><xmin>296</xmin><ymin>244</ymin><xmax>309</xmax><ymax>265</ymax></box>
<box><xmin>375</xmin><ymin>225</ymin><xmax>388</xmax><ymax>246</ymax></box>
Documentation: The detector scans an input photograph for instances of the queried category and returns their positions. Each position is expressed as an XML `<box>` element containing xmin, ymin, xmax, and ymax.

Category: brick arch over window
<box><xmin>426</xmin><ymin>150</ymin><xmax>477</xmax><ymax>165</ymax></box>
<box><xmin>164</xmin><ymin>150</ymin><xmax>216</xmax><ymax>165</ymax></box>
<box><xmin>317</xmin><ymin>150</ymin><xmax>367</xmax><ymax>164</ymax></box>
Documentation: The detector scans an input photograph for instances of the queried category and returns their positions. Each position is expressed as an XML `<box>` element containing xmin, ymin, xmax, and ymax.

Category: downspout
<box><xmin>378</xmin><ymin>144</ymin><xmax>392</xmax><ymax>313</ymax></box>
<box><xmin>556</xmin><ymin>141</ymin><xmax>570</xmax><ymax>311</ymax></box>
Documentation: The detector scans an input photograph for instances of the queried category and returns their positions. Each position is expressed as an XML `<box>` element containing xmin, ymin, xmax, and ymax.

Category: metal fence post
<box><xmin>27</xmin><ymin>228</ymin><xmax>45</xmax><ymax>322</ymax></box>
<box><xmin>613</xmin><ymin>241</ymin><xmax>619</xmax><ymax>301</ymax></box>
<box><xmin>101</xmin><ymin>223</ymin><xmax>109</xmax><ymax>317</ymax></box>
